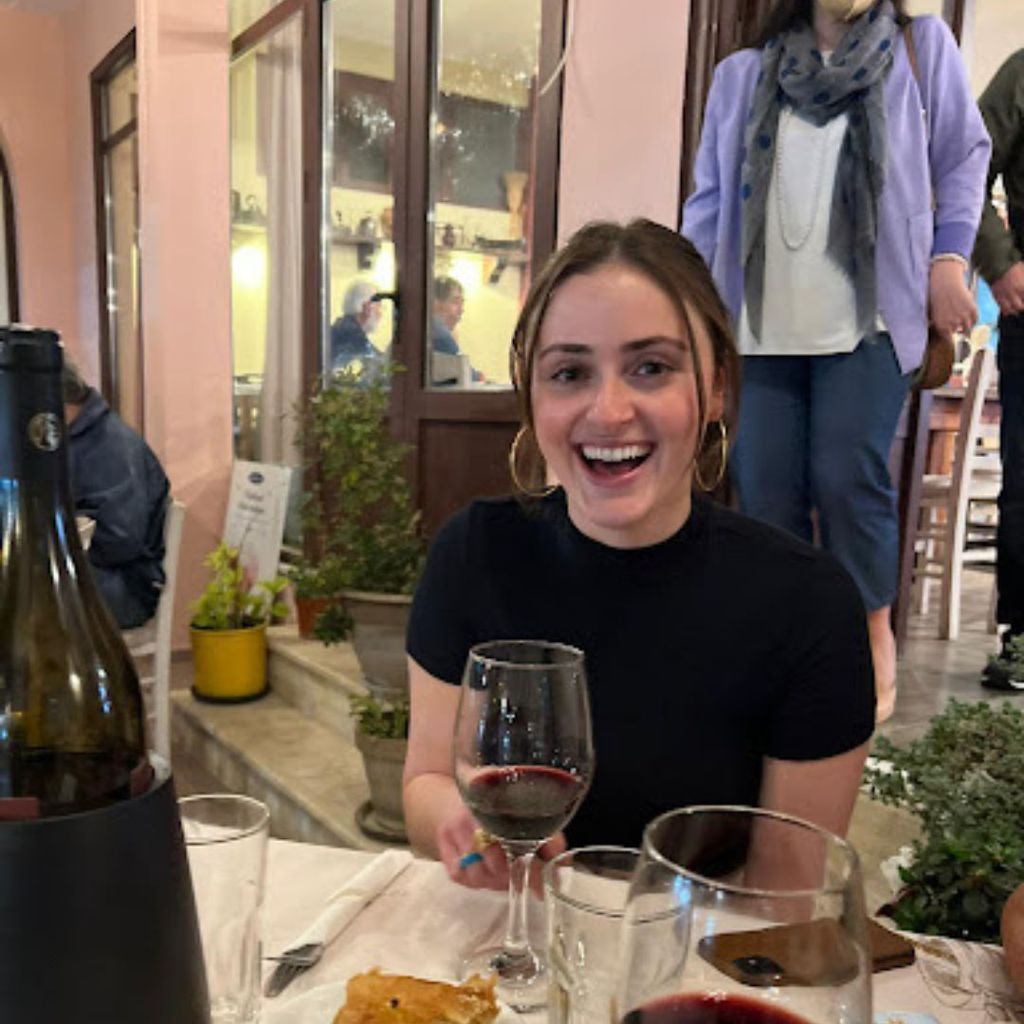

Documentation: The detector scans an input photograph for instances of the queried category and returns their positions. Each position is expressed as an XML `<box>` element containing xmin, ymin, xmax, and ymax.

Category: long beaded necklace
<box><xmin>775</xmin><ymin>106</ymin><xmax>830</xmax><ymax>252</ymax></box>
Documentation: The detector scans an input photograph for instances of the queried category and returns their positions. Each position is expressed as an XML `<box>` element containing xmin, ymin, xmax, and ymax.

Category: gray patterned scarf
<box><xmin>741</xmin><ymin>1</ymin><xmax>898</xmax><ymax>341</ymax></box>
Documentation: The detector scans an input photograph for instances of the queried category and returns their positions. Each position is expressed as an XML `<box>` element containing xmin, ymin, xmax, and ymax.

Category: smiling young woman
<box><xmin>402</xmin><ymin>219</ymin><xmax>875</xmax><ymax>893</ymax></box>
<box><xmin>529</xmin><ymin>264</ymin><xmax>723</xmax><ymax>548</ymax></box>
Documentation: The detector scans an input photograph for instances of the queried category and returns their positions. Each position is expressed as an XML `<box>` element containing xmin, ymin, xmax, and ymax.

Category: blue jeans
<box><xmin>998</xmin><ymin>312</ymin><xmax>1024</xmax><ymax>634</ymax></box>
<box><xmin>732</xmin><ymin>335</ymin><xmax>910</xmax><ymax>611</ymax></box>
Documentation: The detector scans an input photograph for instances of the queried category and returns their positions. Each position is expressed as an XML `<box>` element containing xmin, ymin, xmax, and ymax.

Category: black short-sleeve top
<box><xmin>407</xmin><ymin>490</ymin><xmax>875</xmax><ymax>848</ymax></box>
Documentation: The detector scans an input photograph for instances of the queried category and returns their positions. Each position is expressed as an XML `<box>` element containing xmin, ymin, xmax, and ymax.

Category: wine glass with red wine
<box><xmin>453</xmin><ymin>640</ymin><xmax>594</xmax><ymax>1012</ymax></box>
<box><xmin>616</xmin><ymin>806</ymin><xmax>871</xmax><ymax>1024</ymax></box>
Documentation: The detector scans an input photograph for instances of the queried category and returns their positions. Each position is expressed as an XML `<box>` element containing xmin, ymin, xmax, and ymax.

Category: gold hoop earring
<box><xmin>509</xmin><ymin>426</ymin><xmax>556</xmax><ymax>498</ymax></box>
<box><xmin>694</xmin><ymin>420</ymin><xmax>729</xmax><ymax>492</ymax></box>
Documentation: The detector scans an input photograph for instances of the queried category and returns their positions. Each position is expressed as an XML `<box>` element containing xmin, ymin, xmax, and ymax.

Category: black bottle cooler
<box><xmin>0</xmin><ymin>758</ymin><xmax>210</xmax><ymax>1024</ymax></box>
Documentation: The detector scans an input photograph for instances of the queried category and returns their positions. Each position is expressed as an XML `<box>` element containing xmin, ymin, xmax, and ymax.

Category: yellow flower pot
<box><xmin>189</xmin><ymin>622</ymin><xmax>268</xmax><ymax>703</ymax></box>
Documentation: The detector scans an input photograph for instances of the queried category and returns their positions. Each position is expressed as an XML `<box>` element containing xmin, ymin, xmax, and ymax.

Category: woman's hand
<box><xmin>928</xmin><ymin>260</ymin><xmax>978</xmax><ymax>336</ymax></box>
<box><xmin>435</xmin><ymin>806</ymin><xmax>567</xmax><ymax>892</ymax></box>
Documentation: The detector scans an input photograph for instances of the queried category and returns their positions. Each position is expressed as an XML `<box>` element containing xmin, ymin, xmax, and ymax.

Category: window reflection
<box><xmin>323</xmin><ymin>0</ymin><xmax>396</xmax><ymax>386</ymax></box>
<box><xmin>230</xmin><ymin>13</ymin><xmax>304</xmax><ymax>464</ymax></box>
<box><xmin>428</xmin><ymin>0</ymin><xmax>544</xmax><ymax>390</ymax></box>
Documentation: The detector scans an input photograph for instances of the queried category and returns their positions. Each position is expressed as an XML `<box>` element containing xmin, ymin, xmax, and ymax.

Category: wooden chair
<box><xmin>913</xmin><ymin>347</ymin><xmax>1000</xmax><ymax>639</ymax></box>
<box><xmin>121</xmin><ymin>499</ymin><xmax>186</xmax><ymax>761</ymax></box>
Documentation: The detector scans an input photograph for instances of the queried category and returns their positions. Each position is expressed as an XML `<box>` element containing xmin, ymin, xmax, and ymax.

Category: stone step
<box><xmin>265</xmin><ymin>624</ymin><xmax>367</xmax><ymax>743</ymax></box>
<box><xmin>171</xmin><ymin>689</ymin><xmax>400</xmax><ymax>851</ymax></box>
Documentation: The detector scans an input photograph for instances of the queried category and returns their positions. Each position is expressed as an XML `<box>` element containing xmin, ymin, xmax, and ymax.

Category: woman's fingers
<box><xmin>438</xmin><ymin>816</ymin><xmax>508</xmax><ymax>890</ymax></box>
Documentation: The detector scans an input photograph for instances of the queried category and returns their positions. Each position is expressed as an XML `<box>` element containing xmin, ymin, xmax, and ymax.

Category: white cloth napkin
<box><xmin>285</xmin><ymin>849</ymin><xmax>413</xmax><ymax>950</ymax></box>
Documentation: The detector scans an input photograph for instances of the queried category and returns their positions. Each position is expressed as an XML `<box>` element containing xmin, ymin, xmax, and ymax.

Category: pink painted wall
<box><xmin>558</xmin><ymin>0</ymin><xmax>690</xmax><ymax>240</ymax></box>
<box><xmin>137</xmin><ymin>0</ymin><xmax>233</xmax><ymax>647</ymax></box>
<box><xmin>61</xmin><ymin>0</ymin><xmax>136</xmax><ymax>381</ymax></box>
<box><xmin>0</xmin><ymin>9</ymin><xmax>77</xmax><ymax>343</ymax></box>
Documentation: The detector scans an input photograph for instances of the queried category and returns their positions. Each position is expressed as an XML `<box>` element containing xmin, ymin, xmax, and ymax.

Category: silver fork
<box><xmin>263</xmin><ymin>942</ymin><xmax>324</xmax><ymax>998</ymax></box>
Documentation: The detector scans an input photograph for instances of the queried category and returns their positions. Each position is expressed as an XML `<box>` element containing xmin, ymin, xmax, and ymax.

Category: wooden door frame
<box><xmin>231</xmin><ymin>0</ymin><xmax>322</xmax><ymax>406</ymax></box>
<box><xmin>90</xmin><ymin>28</ymin><xmax>137</xmax><ymax>412</ymax></box>
<box><xmin>393</xmin><ymin>0</ymin><xmax>567</xmax><ymax>512</ymax></box>
<box><xmin>0</xmin><ymin>144</ymin><xmax>18</xmax><ymax>323</ymax></box>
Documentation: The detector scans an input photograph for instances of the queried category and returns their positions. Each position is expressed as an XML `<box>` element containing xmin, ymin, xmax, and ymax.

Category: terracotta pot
<box><xmin>295</xmin><ymin>595</ymin><xmax>332</xmax><ymax>640</ymax></box>
<box><xmin>354</xmin><ymin>731</ymin><xmax>407</xmax><ymax>836</ymax></box>
<box><xmin>189</xmin><ymin>622</ymin><xmax>268</xmax><ymax>702</ymax></box>
<box><xmin>342</xmin><ymin>590</ymin><xmax>412</xmax><ymax>698</ymax></box>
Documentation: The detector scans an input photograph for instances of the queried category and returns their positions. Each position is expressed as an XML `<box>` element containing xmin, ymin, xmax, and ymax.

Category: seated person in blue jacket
<box><xmin>432</xmin><ymin>276</ymin><xmax>483</xmax><ymax>383</ymax></box>
<box><xmin>62</xmin><ymin>359</ymin><xmax>170</xmax><ymax>629</ymax></box>
<box><xmin>330</xmin><ymin>279</ymin><xmax>384</xmax><ymax>376</ymax></box>
<box><xmin>403</xmin><ymin>220</ymin><xmax>875</xmax><ymax>888</ymax></box>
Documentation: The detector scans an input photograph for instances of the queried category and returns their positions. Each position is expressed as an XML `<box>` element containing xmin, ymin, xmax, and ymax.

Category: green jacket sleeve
<box><xmin>972</xmin><ymin>50</ymin><xmax>1024</xmax><ymax>286</ymax></box>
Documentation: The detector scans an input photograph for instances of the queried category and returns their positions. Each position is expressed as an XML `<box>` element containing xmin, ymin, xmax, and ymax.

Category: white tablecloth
<box><xmin>260</xmin><ymin>840</ymin><xmax>1024</xmax><ymax>1023</ymax></box>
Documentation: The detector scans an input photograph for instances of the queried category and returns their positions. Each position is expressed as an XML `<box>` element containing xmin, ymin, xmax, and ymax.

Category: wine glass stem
<box><xmin>501</xmin><ymin>841</ymin><xmax>538</xmax><ymax>957</ymax></box>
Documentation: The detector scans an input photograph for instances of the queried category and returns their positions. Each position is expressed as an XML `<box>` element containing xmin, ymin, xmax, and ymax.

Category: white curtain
<box><xmin>258</xmin><ymin>16</ymin><xmax>303</xmax><ymax>466</ymax></box>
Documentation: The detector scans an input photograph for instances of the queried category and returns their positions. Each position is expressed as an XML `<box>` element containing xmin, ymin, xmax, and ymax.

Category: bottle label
<box><xmin>27</xmin><ymin>413</ymin><xmax>63</xmax><ymax>453</ymax></box>
<box><xmin>0</xmin><ymin>796</ymin><xmax>41</xmax><ymax>821</ymax></box>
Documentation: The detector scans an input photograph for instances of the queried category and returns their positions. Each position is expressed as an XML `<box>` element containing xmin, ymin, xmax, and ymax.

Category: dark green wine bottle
<box><xmin>0</xmin><ymin>326</ymin><xmax>150</xmax><ymax>818</ymax></box>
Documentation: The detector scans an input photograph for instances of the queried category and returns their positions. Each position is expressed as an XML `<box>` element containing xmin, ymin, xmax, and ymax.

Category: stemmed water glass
<box><xmin>616</xmin><ymin>805</ymin><xmax>872</xmax><ymax>1024</ymax></box>
<box><xmin>453</xmin><ymin>640</ymin><xmax>595</xmax><ymax>1012</ymax></box>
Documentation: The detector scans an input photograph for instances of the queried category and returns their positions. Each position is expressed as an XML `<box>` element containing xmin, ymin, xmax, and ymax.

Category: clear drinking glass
<box><xmin>617</xmin><ymin>805</ymin><xmax>872</xmax><ymax>1024</ymax></box>
<box><xmin>180</xmin><ymin>794</ymin><xmax>270</xmax><ymax>1024</ymax></box>
<box><xmin>545</xmin><ymin>845</ymin><xmax>640</xmax><ymax>1024</ymax></box>
<box><xmin>453</xmin><ymin>640</ymin><xmax>594</xmax><ymax>1012</ymax></box>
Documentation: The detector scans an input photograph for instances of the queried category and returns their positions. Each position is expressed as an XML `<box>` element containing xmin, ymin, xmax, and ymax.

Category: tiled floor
<box><xmin>884</xmin><ymin>565</ymin><xmax>1005</xmax><ymax>746</ymax></box>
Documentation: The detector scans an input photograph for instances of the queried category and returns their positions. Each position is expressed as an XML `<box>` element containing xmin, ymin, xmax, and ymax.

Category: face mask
<box><xmin>817</xmin><ymin>0</ymin><xmax>875</xmax><ymax>22</ymax></box>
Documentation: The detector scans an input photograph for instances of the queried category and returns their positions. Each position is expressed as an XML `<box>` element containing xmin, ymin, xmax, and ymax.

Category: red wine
<box><xmin>622</xmin><ymin>993</ymin><xmax>814</xmax><ymax>1024</ymax></box>
<box><xmin>462</xmin><ymin>765</ymin><xmax>586</xmax><ymax>841</ymax></box>
<box><xmin>0</xmin><ymin>328</ymin><xmax>149</xmax><ymax>818</ymax></box>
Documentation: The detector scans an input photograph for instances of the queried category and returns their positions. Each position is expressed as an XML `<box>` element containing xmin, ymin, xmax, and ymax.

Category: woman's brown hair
<box><xmin>509</xmin><ymin>219</ymin><xmax>740</xmax><ymax>493</ymax></box>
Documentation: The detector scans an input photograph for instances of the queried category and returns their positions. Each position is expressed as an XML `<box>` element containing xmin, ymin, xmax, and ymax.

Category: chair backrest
<box><xmin>946</xmin><ymin>347</ymin><xmax>995</xmax><ymax>550</ymax></box>
<box><xmin>151</xmin><ymin>499</ymin><xmax>185</xmax><ymax>760</ymax></box>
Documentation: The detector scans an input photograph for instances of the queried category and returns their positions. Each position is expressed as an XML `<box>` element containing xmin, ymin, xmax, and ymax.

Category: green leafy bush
<box><xmin>289</xmin><ymin>555</ymin><xmax>345</xmax><ymax>600</ymax></box>
<box><xmin>865</xmin><ymin>699</ymin><xmax>1024</xmax><ymax>942</ymax></box>
<box><xmin>313</xmin><ymin>602</ymin><xmax>354</xmax><ymax>646</ymax></box>
<box><xmin>191</xmin><ymin>543</ymin><xmax>288</xmax><ymax>630</ymax></box>
<box><xmin>349</xmin><ymin>692</ymin><xmax>409</xmax><ymax>739</ymax></box>
<box><xmin>297</xmin><ymin>368</ymin><xmax>425</xmax><ymax>595</ymax></box>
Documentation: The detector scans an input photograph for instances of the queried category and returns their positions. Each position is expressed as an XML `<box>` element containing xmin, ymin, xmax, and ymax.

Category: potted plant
<box><xmin>190</xmin><ymin>543</ymin><xmax>288</xmax><ymax>702</ymax></box>
<box><xmin>290</xmin><ymin>555</ymin><xmax>346</xmax><ymax>641</ymax></box>
<box><xmin>865</xmin><ymin>699</ymin><xmax>1024</xmax><ymax>943</ymax></box>
<box><xmin>349</xmin><ymin>692</ymin><xmax>409</xmax><ymax>840</ymax></box>
<box><xmin>297</xmin><ymin>367</ymin><xmax>425</xmax><ymax>696</ymax></box>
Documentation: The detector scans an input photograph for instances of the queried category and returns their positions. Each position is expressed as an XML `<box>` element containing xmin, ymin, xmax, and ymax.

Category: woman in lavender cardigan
<box><xmin>683</xmin><ymin>0</ymin><xmax>990</xmax><ymax>722</ymax></box>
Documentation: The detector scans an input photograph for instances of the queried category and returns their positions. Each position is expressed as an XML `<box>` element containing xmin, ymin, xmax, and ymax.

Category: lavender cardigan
<box><xmin>682</xmin><ymin>15</ymin><xmax>991</xmax><ymax>374</ymax></box>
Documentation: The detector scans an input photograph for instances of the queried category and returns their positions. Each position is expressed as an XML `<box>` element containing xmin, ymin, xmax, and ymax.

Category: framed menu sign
<box><xmin>223</xmin><ymin>461</ymin><xmax>293</xmax><ymax>589</ymax></box>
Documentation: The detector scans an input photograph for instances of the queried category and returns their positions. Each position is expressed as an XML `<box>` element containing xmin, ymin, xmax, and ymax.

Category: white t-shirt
<box><xmin>739</xmin><ymin>105</ymin><xmax>865</xmax><ymax>356</ymax></box>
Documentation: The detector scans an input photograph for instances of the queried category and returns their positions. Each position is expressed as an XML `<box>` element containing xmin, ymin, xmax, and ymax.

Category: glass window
<box><xmin>427</xmin><ymin>0</ymin><xmax>544</xmax><ymax>390</ymax></box>
<box><xmin>230</xmin><ymin>12</ymin><xmax>304</xmax><ymax>463</ymax></box>
<box><xmin>105</xmin><ymin>134</ymin><xmax>141</xmax><ymax>430</ymax></box>
<box><xmin>93</xmin><ymin>39</ymin><xmax>141</xmax><ymax>432</ymax></box>
<box><xmin>105</xmin><ymin>61</ymin><xmax>137</xmax><ymax>136</ymax></box>
<box><xmin>322</xmin><ymin>0</ymin><xmax>397</xmax><ymax>385</ymax></box>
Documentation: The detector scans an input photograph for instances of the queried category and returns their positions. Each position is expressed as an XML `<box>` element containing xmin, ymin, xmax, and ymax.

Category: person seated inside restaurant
<box><xmin>63</xmin><ymin>358</ymin><xmax>169</xmax><ymax>629</ymax></box>
<box><xmin>403</xmin><ymin>220</ymin><xmax>875</xmax><ymax>888</ymax></box>
<box><xmin>432</xmin><ymin>275</ymin><xmax>482</xmax><ymax>384</ymax></box>
<box><xmin>330</xmin><ymin>279</ymin><xmax>385</xmax><ymax>378</ymax></box>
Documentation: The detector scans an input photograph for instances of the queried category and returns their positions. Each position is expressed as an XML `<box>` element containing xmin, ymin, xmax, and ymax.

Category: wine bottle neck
<box><xmin>0</xmin><ymin>354</ymin><xmax>72</xmax><ymax>489</ymax></box>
